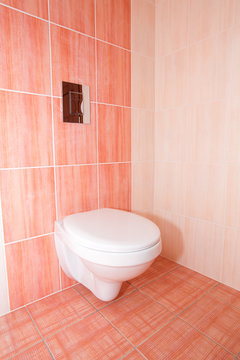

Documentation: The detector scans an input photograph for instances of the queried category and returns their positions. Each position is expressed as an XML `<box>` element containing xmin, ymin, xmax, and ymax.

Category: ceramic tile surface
<box><xmin>0</xmin><ymin>259</ymin><xmax>239</xmax><ymax>359</ymax></box>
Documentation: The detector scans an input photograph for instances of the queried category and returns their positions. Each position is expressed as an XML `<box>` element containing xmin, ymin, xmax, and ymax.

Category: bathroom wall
<box><xmin>154</xmin><ymin>0</ymin><xmax>240</xmax><ymax>290</ymax></box>
<box><xmin>0</xmin><ymin>0</ymin><xmax>131</xmax><ymax>313</ymax></box>
<box><xmin>131</xmin><ymin>0</ymin><xmax>155</xmax><ymax>219</ymax></box>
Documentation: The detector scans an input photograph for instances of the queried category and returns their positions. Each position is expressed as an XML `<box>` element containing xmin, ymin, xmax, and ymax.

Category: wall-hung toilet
<box><xmin>55</xmin><ymin>208</ymin><xmax>161</xmax><ymax>301</ymax></box>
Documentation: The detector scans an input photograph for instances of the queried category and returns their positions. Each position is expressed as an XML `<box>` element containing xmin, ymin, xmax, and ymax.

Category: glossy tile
<box><xmin>140</xmin><ymin>272</ymin><xmax>203</xmax><ymax>313</ymax></box>
<box><xmin>182</xmin><ymin>218</ymin><xmax>225</xmax><ymax>282</ymax></box>
<box><xmin>155</xmin><ymin>108</ymin><xmax>190</xmax><ymax>162</ymax></box>
<box><xmin>0</xmin><ymin>307</ymin><xmax>41</xmax><ymax>360</ymax></box>
<box><xmin>97</xmin><ymin>41</ymin><xmax>131</xmax><ymax>106</ymax></box>
<box><xmin>139</xmin><ymin>317</ymin><xmax>234</xmax><ymax>360</ymax></box>
<box><xmin>158</xmin><ymin>48</ymin><xmax>188</xmax><ymax>109</ymax></box>
<box><xmin>227</xmin><ymin>98</ymin><xmax>240</xmax><ymax>163</ymax></box>
<box><xmin>131</xmin><ymin>162</ymin><xmax>154</xmax><ymax>216</ymax></box>
<box><xmin>56</xmin><ymin>165</ymin><xmax>98</xmax><ymax>219</ymax></box>
<box><xmin>51</xmin><ymin>24</ymin><xmax>96</xmax><ymax>98</ymax></box>
<box><xmin>96</xmin><ymin>0</ymin><xmax>131</xmax><ymax>49</ymax></box>
<box><xmin>189</xmin><ymin>101</ymin><xmax>228</xmax><ymax>163</ymax></box>
<box><xmin>209</xmin><ymin>283</ymin><xmax>240</xmax><ymax>310</ymax></box>
<box><xmin>156</xmin><ymin>0</ymin><xmax>188</xmax><ymax>56</ymax></box>
<box><xmin>131</xmin><ymin>0</ymin><xmax>155</xmax><ymax>57</ymax></box>
<box><xmin>12</xmin><ymin>342</ymin><xmax>53</xmax><ymax>360</ymax></box>
<box><xmin>60</xmin><ymin>269</ymin><xmax>77</xmax><ymax>290</ymax></box>
<box><xmin>27</xmin><ymin>287</ymin><xmax>95</xmax><ymax>338</ymax></box>
<box><xmin>131</xmin><ymin>109</ymin><xmax>154</xmax><ymax>162</ymax></box>
<box><xmin>0</xmin><ymin>6</ymin><xmax>50</xmax><ymax>93</ymax></box>
<box><xmin>5</xmin><ymin>235</ymin><xmax>60</xmax><ymax>310</ymax></box>
<box><xmin>0</xmin><ymin>0</ymin><xmax>48</xmax><ymax>19</ymax></box>
<box><xmin>46</xmin><ymin>312</ymin><xmax>133</xmax><ymax>359</ymax></box>
<box><xmin>222</xmin><ymin>227</ymin><xmax>240</xmax><ymax>291</ymax></box>
<box><xmin>0</xmin><ymin>91</ymin><xmax>53</xmax><ymax>168</ymax></box>
<box><xmin>153</xmin><ymin>210</ymin><xmax>185</xmax><ymax>263</ymax></box>
<box><xmin>154</xmin><ymin>162</ymin><xmax>186</xmax><ymax>214</ymax></box>
<box><xmin>189</xmin><ymin>0</ymin><xmax>234</xmax><ymax>44</ymax></box>
<box><xmin>131</xmin><ymin>52</ymin><xmax>154</xmax><ymax>110</ymax></box>
<box><xmin>53</xmin><ymin>99</ymin><xmax>97</xmax><ymax>165</ymax></box>
<box><xmin>100</xmin><ymin>291</ymin><xmax>174</xmax><ymax>346</ymax></box>
<box><xmin>75</xmin><ymin>281</ymin><xmax>135</xmax><ymax>310</ymax></box>
<box><xmin>123</xmin><ymin>350</ymin><xmax>145</xmax><ymax>360</ymax></box>
<box><xmin>98</xmin><ymin>104</ymin><xmax>131</xmax><ymax>163</ymax></box>
<box><xmin>170</xmin><ymin>266</ymin><xmax>218</xmax><ymax>292</ymax></box>
<box><xmin>185</xmin><ymin>164</ymin><xmax>226</xmax><ymax>224</ymax></box>
<box><xmin>225</xmin><ymin>166</ymin><xmax>240</xmax><ymax>228</ymax></box>
<box><xmin>49</xmin><ymin>0</ymin><xmax>95</xmax><ymax>35</ymax></box>
<box><xmin>188</xmin><ymin>31</ymin><xmax>231</xmax><ymax>104</ymax></box>
<box><xmin>180</xmin><ymin>294</ymin><xmax>240</xmax><ymax>355</ymax></box>
<box><xmin>99</xmin><ymin>163</ymin><xmax>131</xmax><ymax>211</ymax></box>
<box><xmin>0</xmin><ymin>168</ymin><xmax>56</xmax><ymax>243</ymax></box>
<box><xmin>129</xmin><ymin>256</ymin><xmax>178</xmax><ymax>288</ymax></box>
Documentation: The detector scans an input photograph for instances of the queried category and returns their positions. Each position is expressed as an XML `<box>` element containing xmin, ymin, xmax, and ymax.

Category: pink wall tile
<box><xmin>0</xmin><ymin>6</ymin><xmax>51</xmax><ymax>93</ymax></box>
<box><xmin>99</xmin><ymin>163</ymin><xmax>131</xmax><ymax>211</ymax></box>
<box><xmin>131</xmin><ymin>0</ymin><xmax>155</xmax><ymax>57</ymax></box>
<box><xmin>131</xmin><ymin>53</ymin><xmax>154</xmax><ymax>110</ymax></box>
<box><xmin>189</xmin><ymin>31</ymin><xmax>232</xmax><ymax>104</ymax></box>
<box><xmin>56</xmin><ymin>165</ymin><xmax>98</xmax><ymax>219</ymax></box>
<box><xmin>5</xmin><ymin>235</ymin><xmax>60</xmax><ymax>310</ymax></box>
<box><xmin>0</xmin><ymin>168</ymin><xmax>56</xmax><ymax>243</ymax></box>
<box><xmin>60</xmin><ymin>269</ymin><xmax>77</xmax><ymax>289</ymax></box>
<box><xmin>155</xmin><ymin>108</ymin><xmax>190</xmax><ymax>162</ymax></box>
<box><xmin>0</xmin><ymin>91</ymin><xmax>53</xmax><ymax>168</ymax></box>
<box><xmin>189</xmin><ymin>0</ymin><xmax>235</xmax><ymax>44</ymax></box>
<box><xmin>189</xmin><ymin>102</ymin><xmax>228</xmax><ymax>163</ymax></box>
<box><xmin>0</xmin><ymin>0</ymin><xmax>48</xmax><ymax>18</ymax></box>
<box><xmin>156</xmin><ymin>0</ymin><xmax>188</xmax><ymax>56</ymax></box>
<box><xmin>158</xmin><ymin>48</ymin><xmax>188</xmax><ymax>108</ymax></box>
<box><xmin>49</xmin><ymin>0</ymin><xmax>95</xmax><ymax>35</ymax></box>
<box><xmin>53</xmin><ymin>99</ymin><xmax>97</xmax><ymax>165</ymax></box>
<box><xmin>51</xmin><ymin>24</ymin><xmax>96</xmax><ymax>98</ymax></box>
<box><xmin>231</xmin><ymin>27</ymin><xmax>240</xmax><ymax>97</ymax></box>
<box><xmin>227</xmin><ymin>98</ymin><xmax>240</xmax><ymax>163</ymax></box>
<box><xmin>185</xmin><ymin>164</ymin><xmax>226</xmax><ymax>224</ymax></box>
<box><xmin>183</xmin><ymin>218</ymin><xmax>225</xmax><ymax>281</ymax></box>
<box><xmin>97</xmin><ymin>41</ymin><xmax>131</xmax><ymax>106</ymax></box>
<box><xmin>98</xmin><ymin>104</ymin><xmax>131</xmax><ymax>163</ymax></box>
<box><xmin>225</xmin><ymin>166</ymin><xmax>240</xmax><ymax>228</ymax></box>
<box><xmin>154</xmin><ymin>162</ymin><xmax>186</xmax><ymax>214</ymax></box>
<box><xmin>96</xmin><ymin>0</ymin><xmax>131</xmax><ymax>49</ymax></box>
<box><xmin>222</xmin><ymin>227</ymin><xmax>240</xmax><ymax>291</ymax></box>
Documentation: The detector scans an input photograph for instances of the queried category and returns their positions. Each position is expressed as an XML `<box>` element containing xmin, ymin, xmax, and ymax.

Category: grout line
<box><xmin>25</xmin><ymin>307</ymin><xmax>56</xmax><ymax>360</ymax></box>
<box><xmin>0</xmin><ymin>87</ymin><xmax>51</xmax><ymax>97</ymax></box>
<box><xmin>4</xmin><ymin>232</ymin><xmax>54</xmax><ymax>246</ymax></box>
<box><xmin>0</xmin><ymin>2</ymin><xmax>49</xmax><ymax>21</ymax></box>
<box><xmin>178</xmin><ymin>316</ymin><xmax>236</xmax><ymax>357</ymax></box>
<box><xmin>6</xmin><ymin>340</ymin><xmax>43</xmax><ymax>360</ymax></box>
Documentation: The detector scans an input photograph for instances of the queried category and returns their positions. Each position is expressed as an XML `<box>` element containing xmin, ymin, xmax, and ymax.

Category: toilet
<box><xmin>54</xmin><ymin>208</ymin><xmax>161</xmax><ymax>301</ymax></box>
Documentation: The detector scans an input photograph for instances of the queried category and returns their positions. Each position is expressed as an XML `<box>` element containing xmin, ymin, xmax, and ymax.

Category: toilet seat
<box><xmin>55</xmin><ymin>208</ymin><xmax>161</xmax><ymax>267</ymax></box>
<box><xmin>62</xmin><ymin>208</ymin><xmax>160</xmax><ymax>253</ymax></box>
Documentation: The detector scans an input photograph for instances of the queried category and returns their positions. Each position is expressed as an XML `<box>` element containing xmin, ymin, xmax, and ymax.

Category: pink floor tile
<box><xmin>27</xmin><ymin>287</ymin><xmax>95</xmax><ymax>338</ymax></box>
<box><xmin>11</xmin><ymin>342</ymin><xmax>53</xmax><ymax>360</ymax></box>
<box><xmin>0</xmin><ymin>308</ymin><xmax>41</xmax><ymax>360</ymax></box>
<box><xmin>209</xmin><ymin>283</ymin><xmax>240</xmax><ymax>310</ymax></box>
<box><xmin>46</xmin><ymin>312</ymin><xmax>133</xmax><ymax>359</ymax></box>
<box><xmin>123</xmin><ymin>350</ymin><xmax>146</xmax><ymax>359</ymax></box>
<box><xmin>180</xmin><ymin>294</ymin><xmax>240</xmax><ymax>355</ymax></box>
<box><xmin>140</xmin><ymin>272</ymin><xmax>204</xmax><ymax>314</ymax></box>
<box><xmin>138</xmin><ymin>317</ymin><xmax>234</xmax><ymax>360</ymax></box>
<box><xmin>170</xmin><ymin>265</ymin><xmax>218</xmax><ymax>292</ymax></box>
<box><xmin>74</xmin><ymin>281</ymin><xmax>135</xmax><ymax>310</ymax></box>
<box><xmin>100</xmin><ymin>291</ymin><xmax>174</xmax><ymax>346</ymax></box>
<box><xmin>129</xmin><ymin>255</ymin><xmax>179</xmax><ymax>288</ymax></box>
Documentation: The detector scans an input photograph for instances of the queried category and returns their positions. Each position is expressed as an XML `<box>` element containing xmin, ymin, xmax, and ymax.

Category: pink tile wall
<box><xmin>0</xmin><ymin>0</ymin><xmax>131</xmax><ymax>311</ymax></box>
<box><xmin>155</xmin><ymin>0</ymin><xmax>240</xmax><ymax>291</ymax></box>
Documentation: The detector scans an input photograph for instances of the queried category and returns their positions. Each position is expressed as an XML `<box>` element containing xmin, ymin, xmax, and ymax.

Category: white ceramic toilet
<box><xmin>54</xmin><ymin>208</ymin><xmax>161</xmax><ymax>301</ymax></box>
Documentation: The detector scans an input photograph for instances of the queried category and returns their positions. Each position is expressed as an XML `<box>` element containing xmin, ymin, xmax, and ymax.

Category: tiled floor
<box><xmin>1</xmin><ymin>256</ymin><xmax>240</xmax><ymax>359</ymax></box>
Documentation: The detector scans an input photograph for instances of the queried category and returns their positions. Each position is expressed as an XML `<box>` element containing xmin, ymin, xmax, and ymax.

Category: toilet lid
<box><xmin>62</xmin><ymin>208</ymin><xmax>160</xmax><ymax>253</ymax></box>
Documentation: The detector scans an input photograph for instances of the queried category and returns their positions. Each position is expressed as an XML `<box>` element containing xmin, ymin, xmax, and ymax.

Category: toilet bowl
<box><xmin>54</xmin><ymin>208</ymin><xmax>162</xmax><ymax>301</ymax></box>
